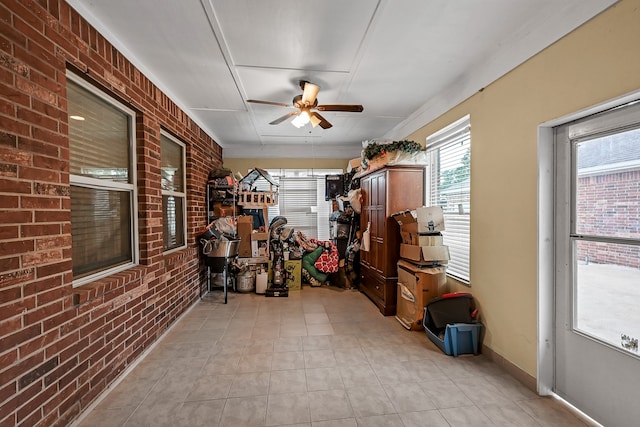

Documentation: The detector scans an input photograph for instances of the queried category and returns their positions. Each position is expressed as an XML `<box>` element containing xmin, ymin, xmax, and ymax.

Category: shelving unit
<box><xmin>204</xmin><ymin>178</ymin><xmax>238</xmax><ymax>302</ymax></box>
<box><xmin>203</xmin><ymin>168</ymin><xmax>280</xmax><ymax>299</ymax></box>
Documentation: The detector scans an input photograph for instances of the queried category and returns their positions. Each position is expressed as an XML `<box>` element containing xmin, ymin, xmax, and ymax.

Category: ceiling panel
<box><xmin>67</xmin><ymin>0</ymin><xmax>618</xmax><ymax>159</ymax></box>
<box><xmin>212</xmin><ymin>0</ymin><xmax>379</xmax><ymax>71</ymax></box>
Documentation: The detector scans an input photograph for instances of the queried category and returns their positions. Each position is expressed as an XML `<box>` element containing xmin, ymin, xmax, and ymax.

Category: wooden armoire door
<box><xmin>359</xmin><ymin>165</ymin><xmax>424</xmax><ymax>315</ymax></box>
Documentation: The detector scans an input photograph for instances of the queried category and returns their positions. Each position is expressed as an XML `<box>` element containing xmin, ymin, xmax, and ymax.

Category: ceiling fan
<box><xmin>247</xmin><ymin>80</ymin><xmax>364</xmax><ymax>129</ymax></box>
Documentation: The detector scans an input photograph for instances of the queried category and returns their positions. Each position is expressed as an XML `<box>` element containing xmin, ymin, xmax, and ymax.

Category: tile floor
<box><xmin>74</xmin><ymin>286</ymin><xmax>595</xmax><ymax>427</ymax></box>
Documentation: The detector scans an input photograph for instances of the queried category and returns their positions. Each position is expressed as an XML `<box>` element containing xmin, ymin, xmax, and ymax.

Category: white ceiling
<box><xmin>67</xmin><ymin>0</ymin><xmax>616</xmax><ymax>159</ymax></box>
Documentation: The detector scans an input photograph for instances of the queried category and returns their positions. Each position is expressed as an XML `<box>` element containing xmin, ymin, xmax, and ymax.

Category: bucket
<box><xmin>202</xmin><ymin>239</ymin><xmax>240</xmax><ymax>258</ymax></box>
<box><xmin>237</xmin><ymin>271</ymin><xmax>255</xmax><ymax>293</ymax></box>
<box><xmin>255</xmin><ymin>271</ymin><xmax>268</xmax><ymax>294</ymax></box>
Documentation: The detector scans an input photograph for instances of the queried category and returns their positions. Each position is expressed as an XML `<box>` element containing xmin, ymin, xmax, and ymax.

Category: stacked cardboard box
<box><xmin>392</xmin><ymin>206</ymin><xmax>449</xmax><ymax>330</ymax></box>
<box><xmin>392</xmin><ymin>207</ymin><xmax>450</xmax><ymax>266</ymax></box>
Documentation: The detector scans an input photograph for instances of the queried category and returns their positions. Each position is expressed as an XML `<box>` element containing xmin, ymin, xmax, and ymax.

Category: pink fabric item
<box><xmin>311</xmin><ymin>240</ymin><xmax>339</xmax><ymax>273</ymax></box>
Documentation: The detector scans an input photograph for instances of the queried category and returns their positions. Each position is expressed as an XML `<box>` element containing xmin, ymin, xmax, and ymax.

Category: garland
<box><xmin>363</xmin><ymin>140</ymin><xmax>422</xmax><ymax>160</ymax></box>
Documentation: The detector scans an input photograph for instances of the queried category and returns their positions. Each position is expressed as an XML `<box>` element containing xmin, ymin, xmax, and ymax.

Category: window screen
<box><xmin>426</xmin><ymin>115</ymin><xmax>471</xmax><ymax>283</ymax></box>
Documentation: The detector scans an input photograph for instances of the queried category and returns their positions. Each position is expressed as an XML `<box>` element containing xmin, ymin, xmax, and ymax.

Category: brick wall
<box><xmin>0</xmin><ymin>1</ymin><xmax>222</xmax><ymax>426</ymax></box>
<box><xmin>576</xmin><ymin>169</ymin><xmax>640</xmax><ymax>268</ymax></box>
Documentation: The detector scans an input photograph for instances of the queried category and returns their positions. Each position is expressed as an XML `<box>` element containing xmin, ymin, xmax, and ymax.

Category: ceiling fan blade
<box><xmin>316</xmin><ymin>104</ymin><xmax>364</xmax><ymax>112</ymax></box>
<box><xmin>269</xmin><ymin>111</ymin><xmax>299</xmax><ymax>125</ymax></box>
<box><xmin>311</xmin><ymin>112</ymin><xmax>332</xmax><ymax>129</ymax></box>
<box><xmin>301</xmin><ymin>82</ymin><xmax>320</xmax><ymax>106</ymax></box>
<box><xmin>247</xmin><ymin>99</ymin><xmax>290</xmax><ymax>107</ymax></box>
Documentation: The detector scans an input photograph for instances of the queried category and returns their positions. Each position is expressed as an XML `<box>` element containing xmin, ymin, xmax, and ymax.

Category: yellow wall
<box><xmin>222</xmin><ymin>157</ymin><xmax>350</xmax><ymax>175</ymax></box>
<box><xmin>406</xmin><ymin>0</ymin><xmax>640</xmax><ymax>377</ymax></box>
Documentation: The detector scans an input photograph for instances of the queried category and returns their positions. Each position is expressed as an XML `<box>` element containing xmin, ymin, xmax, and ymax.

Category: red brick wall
<box><xmin>0</xmin><ymin>1</ymin><xmax>222</xmax><ymax>426</ymax></box>
<box><xmin>576</xmin><ymin>169</ymin><xmax>640</xmax><ymax>268</ymax></box>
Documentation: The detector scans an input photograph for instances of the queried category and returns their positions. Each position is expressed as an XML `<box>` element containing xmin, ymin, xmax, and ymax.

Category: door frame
<box><xmin>537</xmin><ymin>89</ymin><xmax>640</xmax><ymax>396</ymax></box>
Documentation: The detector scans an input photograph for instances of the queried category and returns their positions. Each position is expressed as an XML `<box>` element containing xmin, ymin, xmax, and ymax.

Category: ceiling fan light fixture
<box><xmin>291</xmin><ymin>110</ymin><xmax>311</xmax><ymax>128</ymax></box>
<box><xmin>301</xmin><ymin>82</ymin><xmax>320</xmax><ymax>105</ymax></box>
<box><xmin>309</xmin><ymin>114</ymin><xmax>321</xmax><ymax>128</ymax></box>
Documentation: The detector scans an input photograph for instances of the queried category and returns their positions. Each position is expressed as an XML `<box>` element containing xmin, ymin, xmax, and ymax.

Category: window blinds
<box><xmin>426</xmin><ymin>115</ymin><xmax>471</xmax><ymax>283</ymax></box>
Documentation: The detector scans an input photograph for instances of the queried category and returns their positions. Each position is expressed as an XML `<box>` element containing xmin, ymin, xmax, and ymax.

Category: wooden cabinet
<box><xmin>359</xmin><ymin>165</ymin><xmax>424</xmax><ymax>315</ymax></box>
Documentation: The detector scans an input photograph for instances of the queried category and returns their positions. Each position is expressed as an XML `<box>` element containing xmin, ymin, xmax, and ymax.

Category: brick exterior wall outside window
<box><xmin>576</xmin><ymin>169</ymin><xmax>640</xmax><ymax>268</ymax></box>
<box><xmin>0</xmin><ymin>2</ymin><xmax>222</xmax><ymax>426</ymax></box>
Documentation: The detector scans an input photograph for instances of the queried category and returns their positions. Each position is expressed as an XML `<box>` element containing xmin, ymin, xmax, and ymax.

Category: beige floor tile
<box><xmin>339</xmin><ymin>364</ymin><xmax>380</xmax><ymax>388</ymax></box>
<box><xmin>269</xmin><ymin>369</ymin><xmax>307</xmax><ymax>394</ymax></box>
<box><xmin>439</xmin><ymin>405</ymin><xmax>495</xmax><ymax>426</ymax></box>
<box><xmin>330</xmin><ymin>322</ymin><xmax>365</xmax><ymax>335</ymax></box>
<box><xmin>516</xmin><ymin>397</ymin><xmax>589</xmax><ymax>426</ymax></box>
<box><xmin>308</xmin><ymin>389</ymin><xmax>354</xmax><ymax>422</ymax></box>
<box><xmin>346</xmin><ymin>384</ymin><xmax>396</xmax><ymax>418</ymax></box>
<box><xmin>371</xmin><ymin>361</ymin><xmax>415</xmax><ymax>385</ymax></box>
<box><xmin>452</xmin><ymin>377</ymin><xmax>513</xmax><ymax>406</ymax></box>
<box><xmin>228</xmin><ymin>372</ymin><xmax>270</xmax><ymax>398</ymax></box>
<box><xmin>333</xmin><ymin>347</ymin><xmax>367</xmax><ymax>366</ymax></box>
<box><xmin>76</xmin><ymin>287</ymin><xmax>592</xmax><ymax>427</ymax></box>
<box><xmin>304</xmin><ymin>349</ymin><xmax>337</xmax><ymax>368</ymax></box>
<box><xmin>271</xmin><ymin>350</ymin><xmax>305</xmax><ymax>371</ymax></box>
<box><xmin>418</xmin><ymin>379</ymin><xmax>475</xmax><ymax>409</ymax></box>
<box><xmin>237</xmin><ymin>352</ymin><xmax>273</xmax><ymax>373</ymax></box>
<box><xmin>306</xmin><ymin>367</ymin><xmax>345</xmax><ymax>391</ymax></box>
<box><xmin>186</xmin><ymin>374</ymin><xmax>234</xmax><ymax>401</ymax></box>
<box><xmin>329</xmin><ymin>334</ymin><xmax>362</xmax><ymax>349</ymax></box>
<box><xmin>398</xmin><ymin>409</ymin><xmax>451</xmax><ymax>427</ymax></box>
<box><xmin>219</xmin><ymin>395</ymin><xmax>267</xmax><ymax>427</ymax></box>
<box><xmin>266</xmin><ymin>392</ymin><xmax>311</xmax><ymax>426</ymax></box>
<box><xmin>305</xmin><ymin>312</ymin><xmax>331</xmax><ymax>324</ymax></box>
<box><xmin>312</xmin><ymin>418</ymin><xmax>357</xmax><ymax>427</ymax></box>
<box><xmin>479</xmin><ymin>402</ymin><xmax>541</xmax><ymax>426</ymax></box>
<box><xmin>308</xmin><ymin>323</ymin><xmax>336</xmax><ymax>336</ymax></box>
<box><xmin>174</xmin><ymin>399</ymin><xmax>225</xmax><ymax>427</ymax></box>
<box><xmin>77</xmin><ymin>406</ymin><xmax>135</xmax><ymax>427</ymax></box>
<box><xmin>355</xmin><ymin>413</ymin><xmax>404</xmax><ymax>427</ymax></box>
<box><xmin>274</xmin><ymin>336</ymin><xmax>303</xmax><ymax>352</ymax></box>
<box><xmin>303</xmin><ymin>335</ymin><xmax>332</xmax><ymax>350</ymax></box>
<box><xmin>383</xmin><ymin>382</ymin><xmax>436</xmax><ymax>413</ymax></box>
<box><xmin>280</xmin><ymin>324</ymin><xmax>309</xmax><ymax>337</ymax></box>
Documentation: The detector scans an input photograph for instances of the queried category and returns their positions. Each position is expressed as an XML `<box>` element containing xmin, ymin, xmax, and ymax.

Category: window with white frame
<box><xmin>67</xmin><ymin>73</ymin><xmax>138</xmax><ymax>285</ymax></box>
<box><xmin>161</xmin><ymin>132</ymin><xmax>186</xmax><ymax>252</ymax></box>
<box><xmin>425</xmin><ymin>115</ymin><xmax>471</xmax><ymax>283</ymax></box>
<box><xmin>257</xmin><ymin>169</ymin><xmax>342</xmax><ymax>240</ymax></box>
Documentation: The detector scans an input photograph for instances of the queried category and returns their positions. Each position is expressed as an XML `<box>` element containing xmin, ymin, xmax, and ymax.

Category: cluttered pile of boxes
<box><xmin>392</xmin><ymin>206</ymin><xmax>482</xmax><ymax>356</ymax></box>
<box><xmin>392</xmin><ymin>206</ymin><xmax>450</xmax><ymax>331</ymax></box>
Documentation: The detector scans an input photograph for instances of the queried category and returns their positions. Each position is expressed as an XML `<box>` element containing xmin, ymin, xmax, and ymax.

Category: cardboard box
<box><xmin>392</xmin><ymin>209</ymin><xmax>444</xmax><ymax>245</ymax></box>
<box><xmin>212</xmin><ymin>202</ymin><xmax>238</xmax><ymax>218</ymax></box>
<box><xmin>401</xmin><ymin>232</ymin><xmax>443</xmax><ymax>246</ymax></box>
<box><xmin>250</xmin><ymin>232</ymin><xmax>269</xmax><ymax>241</ymax></box>
<box><xmin>238</xmin><ymin>218</ymin><xmax>253</xmax><ymax>257</ymax></box>
<box><xmin>415</xmin><ymin>206</ymin><xmax>445</xmax><ymax>232</ymax></box>
<box><xmin>400</xmin><ymin>243</ymin><xmax>449</xmax><ymax>265</ymax></box>
<box><xmin>251</xmin><ymin>240</ymin><xmax>268</xmax><ymax>257</ymax></box>
<box><xmin>250</xmin><ymin>232</ymin><xmax>269</xmax><ymax>257</ymax></box>
<box><xmin>396</xmin><ymin>260</ymin><xmax>447</xmax><ymax>330</ymax></box>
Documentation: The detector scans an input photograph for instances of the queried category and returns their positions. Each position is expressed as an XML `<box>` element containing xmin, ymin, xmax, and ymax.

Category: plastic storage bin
<box><xmin>423</xmin><ymin>306</ymin><xmax>482</xmax><ymax>356</ymax></box>
<box><xmin>422</xmin><ymin>292</ymin><xmax>482</xmax><ymax>356</ymax></box>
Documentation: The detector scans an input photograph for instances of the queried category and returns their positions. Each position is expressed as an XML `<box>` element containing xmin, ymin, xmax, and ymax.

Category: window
<box><xmin>161</xmin><ymin>132</ymin><xmax>186</xmax><ymax>251</ymax></box>
<box><xmin>425</xmin><ymin>115</ymin><xmax>471</xmax><ymax>283</ymax></box>
<box><xmin>258</xmin><ymin>169</ymin><xmax>341</xmax><ymax>240</ymax></box>
<box><xmin>556</xmin><ymin>100</ymin><xmax>640</xmax><ymax>352</ymax></box>
<box><xmin>67</xmin><ymin>73</ymin><xmax>138</xmax><ymax>285</ymax></box>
